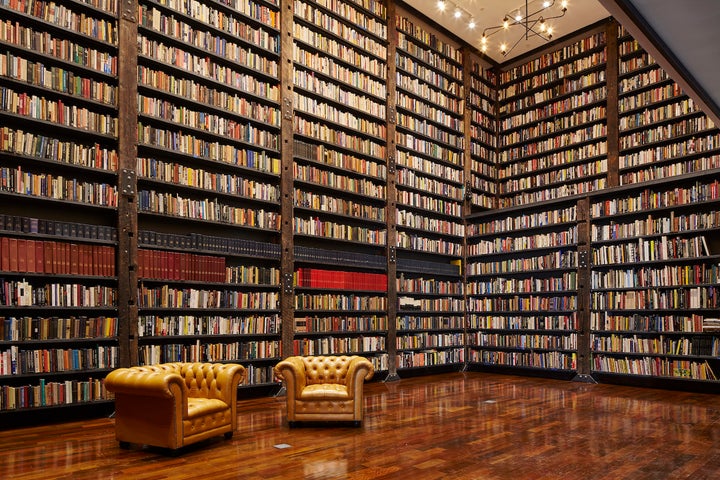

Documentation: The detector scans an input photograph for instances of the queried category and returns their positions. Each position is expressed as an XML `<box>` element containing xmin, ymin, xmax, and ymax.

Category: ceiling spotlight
<box><xmin>543</xmin><ymin>0</ymin><xmax>551</xmax><ymax>7</ymax></box>
<box><xmin>514</xmin><ymin>12</ymin><xmax>523</xmax><ymax>22</ymax></box>
<box><xmin>454</xmin><ymin>8</ymin><xmax>462</xmax><ymax>19</ymax></box>
<box><xmin>500</xmin><ymin>43</ymin><xmax>507</xmax><ymax>54</ymax></box>
<box><xmin>503</xmin><ymin>17</ymin><xmax>509</xmax><ymax>29</ymax></box>
<box><xmin>469</xmin><ymin>18</ymin><xmax>476</xmax><ymax>29</ymax></box>
<box><xmin>438</xmin><ymin>0</ymin><xmax>446</xmax><ymax>12</ymax></box>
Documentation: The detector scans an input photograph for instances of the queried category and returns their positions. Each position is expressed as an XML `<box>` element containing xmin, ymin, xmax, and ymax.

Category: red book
<box><xmin>70</xmin><ymin>243</ymin><xmax>79</xmax><ymax>275</ymax></box>
<box><xmin>0</xmin><ymin>237</ymin><xmax>9</xmax><ymax>271</ymax></box>
<box><xmin>44</xmin><ymin>241</ymin><xmax>53</xmax><ymax>273</ymax></box>
<box><xmin>91</xmin><ymin>245</ymin><xmax>99</xmax><ymax>276</ymax></box>
<box><xmin>8</xmin><ymin>238</ymin><xmax>18</xmax><ymax>272</ymax></box>
<box><xmin>26</xmin><ymin>240</ymin><xmax>35</xmax><ymax>273</ymax></box>
<box><xmin>35</xmin><ymin>240</ymin><xmax>43</xmax><ymax>273</ymax></box>
<box><xmin>16</xmin><ymin>239</ymin><xmax>26</xmax><ymax>272</ymax></box>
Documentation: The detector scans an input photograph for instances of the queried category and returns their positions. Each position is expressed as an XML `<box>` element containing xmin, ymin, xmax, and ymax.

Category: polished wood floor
<box><xmin>2</xmin><ymin>372</ymin><xmax>720</xmax><ymax>479</ymax></box>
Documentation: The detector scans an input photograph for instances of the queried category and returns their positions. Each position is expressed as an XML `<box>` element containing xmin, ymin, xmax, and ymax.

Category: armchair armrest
<box><xmin>344</xmin><ymin>357</ymin><xmax>374</xmax><ymax>397</ymax></box>
<box><xmin>274</xmin><ymin>356</ymin><xmax>308</xmax><ymax>398</ymax></box>
<box><xmin>105</xmin><ymin>366</ymin><xmax>186</xmax><ymax>400</ymax></box>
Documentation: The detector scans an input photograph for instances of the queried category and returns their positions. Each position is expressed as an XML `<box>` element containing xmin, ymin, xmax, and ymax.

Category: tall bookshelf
<box><xmin>291</xmin><ymin>0</ymin><xmax>390</xmax><ymax>374</ymax></box>
<box><xmin>465</xmin><ymin>199</ymin><xmax>581</xmax><ymax>376</ymax></box>
<box><xmin>497</xmin><ymin>24</ymin><xmax>610</xmax><ymax>208</ymax></box>
<box><xmin>393</xmin><ymin>10</ymin><xmax>466</xmax><ymax>374</ymax></box>
<box><xmin>134</xmin><ymin>0</ymin><xmax>283</xmax><ymax>387</ymax></box>
<box><xmin>616</xmin><ymin>26</ymin><xmax>720</xmax><ymax>185</ymax></box>
<box><xmin>0</xmin><ymin>0</ymin><xmax>120</xmax><ymax>418</ymax></box>
<box><xmin>589</xmin><ymin>170</ymin><xmax>720</xmax><ymax>385</ymax></box>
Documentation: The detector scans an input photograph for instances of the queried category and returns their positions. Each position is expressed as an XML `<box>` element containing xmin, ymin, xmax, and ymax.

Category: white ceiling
<box><xmin>403</xmin><ymin>0</ymin><xmax>611</xmax><ymax>63</ymax></box>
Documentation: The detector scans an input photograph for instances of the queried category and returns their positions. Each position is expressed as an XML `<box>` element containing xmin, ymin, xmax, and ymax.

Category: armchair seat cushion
<box><xmin>187</xmin><ymin>398</ymin><xmax>228</xmax><ymax>417</ymax></box>
<box><xmin>301</xmin><ymin>383</ymin><xmax>350</xmax><ymax>400</ymax></box>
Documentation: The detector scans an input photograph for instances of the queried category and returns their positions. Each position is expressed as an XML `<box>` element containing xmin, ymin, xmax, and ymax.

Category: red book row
<box><xmin>137</xmin><ymin>249</ymin><xmax>226</xmax><ymax>282</ymax></box>
<box><xmin>0</xmin><ymin>237</ymin><xmax>115</xmax><ymax>277</ymax></box>
<box><xmin>296</xmin><ymin>268</ymin><xmax>387</xmax><ymax>291</ymax></box>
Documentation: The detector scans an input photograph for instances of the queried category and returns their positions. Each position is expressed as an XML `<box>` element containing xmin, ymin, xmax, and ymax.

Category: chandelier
<box><xmin>481</xmin><ymin>0</ymin><xmax>569</xmax><ymax>57</ymax></box>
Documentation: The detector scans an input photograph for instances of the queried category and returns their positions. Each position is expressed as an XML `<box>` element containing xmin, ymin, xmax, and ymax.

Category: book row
<box><xmin>0</xmin><ymin>52</ymin><xmax>117</xmax><ymax>106</ymax></box>
<box><xmin>155</xmin><ymin>0</ymin><xmax>279</xmax><ymax>29</ymax></box>
<box><xmin>137</xmin><ymin>286</ymin><xmax>278</xmax><ymax>309</ymax></box>
<box><xmin>591</xmin><ymin>211</ymin><xmax>720</xmax><ymax>242</ymax></box>
<box><xmin>0</xmin><ymin>128</ymin><xmax>118</xmax><ymax>172</ymax></box>
<box><xmin>137</xmin><ymin>249</ymin><xmax>226</xmax><ymax>283</ymax></box>
<box><xmin>303</xmin><ymin>0</ymin><xmax>387</xmax><ymax>37</ymax></box>
<box><xmin>138</xmin><ymin>230</ymin><xmax>280</xmax><ymax>259</ymax></box>
<box><xmin>294</xmin><ymin>245</ymin><xmax>385</xmax><ymax>268</ymax></box>
<box><xmin>592</xmin><ymin>235</ymin><xmax>711</xmax><ymax>265</ymax></box>
<box><xmin>0</xmin><ymin>21</ymin><xmax>117</xmax><ymax>74</ymax></box>
<box><xmin>591</xmin><ymin>312</ymin><xmax>705</xmax><ymax>333</ymax></box>
<box><xmin>292</xmin><ymin>335</ymin><xmax>385</xmax><ymax>355</ymax></box>
<box><xmin>591</xmin><ymin>264</ymin><xmax>720</xmax><ymax>290</ymax></box>
<box><xmin>396</xmin><ymin>332</ymin><xmax>463</xmax><ymax>350</ymax></box>
<box><xmin>0</xmin><ymin>167</ymin><xmax>118</xmax><ymax>207</ymax></box>
<box><xmin>294</xmin><ymin>70</ymin><xmax>386</xmax><ymax>119</ymax></box>
<box><xmin>619</xmin><ymin>154</ymin><xmax>720</xmax><ymax>185</ymax></box>
<box><xmin>592</xmin><ymin>334</ymin><xmax>719</xmax><ymax>357</ymax></box>
<box><xmin>467</xmin><ymin>250</ymin><xmax>578</xmax><ymax>276</ymax></box>
<box><xmin>396</xmin><ymin>276</ymin><xmax>463</xmax><ymax>295</ymax></box>
<box><xmin>395</xmin><ymin>16</ymin><xmax>462</xmax><ymax>65</ymax></box>
<box><xmin>138</xmin><ymin>340</ymin><xmax>280</xmax><ymax>365</ymax></box>
<box><xmin>138</xmin><ymin>314</ymin><xmax>279</xmax><ymax>337</ymax></box>
<box><xmin>397</xmin><ymin>348</ymin><xmax>464</xmax><ymax>368</ymax></box>
<box><xmin>467</xmin><ymin>272</ymin><xmax>578</xmax><ymax>295</ymax></box>
<box><xmin>294</xmin><ymin>315</ymin><xmax>387</xmax><ymax>333</ymax></box>
<box><xmin>397</xmin><ymin>315</ymin><xmax>464</xmax><ymax>331</ymax></box>
<box><xmin>397</xmin><ymin>296</ymin><xmax>464</xmax><ymax>312</ymax></box>
<box><xmin>0</xmin><ymin>377</ymin><xmax>110</xmax><ymax>411</ymax></box>
<box><xmin>468</xmin><ymin>229</ymin><xmax>577</xmax><ymax>256</ymax></box>
<box><xmin>499</xmin><ymin>178</ymin><xmax>608</xmax><ymax>208</ymax></box>
<box><xmin>498</xmin><ymin>142</ymin><xmax>608</xmax><ymax>178</ymax></box>
<box><xmin>294</xmin><ymin>293</ymin><xmax>386</xmax><ymax>311</ymax></box>
<box><xmin>396</xmin><ymin>232</ymin><xmax>462</xmax><ymax>256</ymax></box>
<box><xmin>397</xmin><ymin>72</ymin><xmax>462</xmax><ymax>112</ymax></box>
<box><xmin>468</xmin><ymin>295</ymin><xmax>577</xmax><ymax>312</ymax></box>
<box><xmin>468</xmin><ymin>314</ymin><xmax>578</xmax><ymax>331</ymax></box>
<box><xmin>0</xmin><ymin>345</ymin><xmax>117</xmax><ymax>375</ymax></box>
<box><xmin>0</xmin><ymin>280</ymin><xmax>116</xmax><ymax>307</ymax></box>
<box><xmin>294</xmin><ymin>93</ymin><xmax>386</xmax><ymax>139</ymax></box>
<box><xmin>293</xmin><ymin>139</ymin><xmax>386</xmax><ymax>179</ymax></box>
<box><xmin>294</xmin><ymin>117</ymin><xmax>385</xmax><ymax>159</ymax></box>
<box><xmin>294</xmin><ymin>189</ymin><xmax>385</xmax><ymax>221</ymax></box>
<box><xmin>591</xmin><ymin>287</ymin><xmax>719</xmax><ymax>310</ymax></box>
<box><xmin>472</xmin><ymin>332</ymin><xmax>577</xmax><ymax>350</ymax></box>
<box><xmin>293</xmin><ymin>215</ymin><xmax>386</xmax><ymax>244</ymax></box>
<box><xmin>293</xmin><ymin>163</ymin><xmax>386</xmax><ymax>198</ymax></box>
<box><xmin>591</xmin><ymin>355</ymin><xmax>715</xmax><ymax>380</ymax></box>
<box><xmin>137</xmin><ymin>190</ymin><xmax>280</xmax><ymax>228</ymax></box>
<box><xmin>592</xmin><ymin>180</ymin><xmax>720</xmax><ymax>216</ymax></box>
<box><xmin>0</xmin><ymin>315</ymin><xmax>117</xmax><ymax>342</ymax></box>
<box><xmin>396</xmin><ymin>167</ymin><xmax>463</xmax><ymax>200</ymax></box>
<box><xmin>0</xmin><ymin>237</ymin><xmax>115</xmax><ymax>277</ymax></box>
<box><xmin>295</xmin><ymin>268</ymin><xmax>387</xmax><ymax>291</ymax></box>
<box><xmin>470</xmin><ymin>349</ymin><xmax>577</xmax><ymax>370</ymax></box>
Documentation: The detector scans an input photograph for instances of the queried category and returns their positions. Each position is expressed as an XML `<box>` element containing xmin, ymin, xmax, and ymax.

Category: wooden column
<box><xmin>279</xmin><ymin>0</ymin><xmax>296</xmax><ymax>359</ymax></box>
<box><xmin>573</xmin><ymin>196</ymin><xmax>595</xmax><ymax>382</ymax></box>
<box><xmin>117</xmin><ymin>0</ymin><xmax>139</xmax><ymax>367</ymax></box>
<box><xmin>384</xmin><ymin>0</ymin><xmax>399</xmax><ymax>381</ymax></box>
<box><xmin>605</xmin><ymin>19</ymin><xmax>620</xmax><ymax>188</ymax></box>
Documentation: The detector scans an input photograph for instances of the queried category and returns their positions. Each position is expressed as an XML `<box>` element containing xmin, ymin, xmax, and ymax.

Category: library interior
<box><xmin>1</xmin><ymin>0</ymin><xmax>720</xmax><ymax>478</ymax></box>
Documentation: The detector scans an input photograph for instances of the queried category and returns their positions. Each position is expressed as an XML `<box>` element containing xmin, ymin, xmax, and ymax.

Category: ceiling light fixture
<box><xmin>482</xmin><ymin>0</ymin><xmax>569</xmax><ymax>57</ymax></box>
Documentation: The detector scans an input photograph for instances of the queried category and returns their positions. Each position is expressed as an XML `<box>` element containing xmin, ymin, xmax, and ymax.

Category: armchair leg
<box><xmin>353</xmin><ymin>421</ymin><xmax>361</xmax><ymax>428</ymax></box>
<box><xmin>224</xmin><ymin>432</ymin><xmax>233</xmax><ymax>440</ymax></box>
<box><xmin>288</xmin><ymin>421</ymin><xmax>297</xmax><ymax>428</ymax></box>
<box><xmin>119</xmin><ymin>441</ymin><xmax>131</xmax><ymax>449</ymax></box>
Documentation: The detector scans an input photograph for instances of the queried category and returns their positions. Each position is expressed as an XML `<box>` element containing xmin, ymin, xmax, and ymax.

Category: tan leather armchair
<box><xmin>104</xmin><ymin>362</ymin><xmax>245</xmax><ymax>450</ymax></box>
<box><xmin>274</xmin><ymin>355</ymin><xmax>374</xmax><ymax>426</ymax></box>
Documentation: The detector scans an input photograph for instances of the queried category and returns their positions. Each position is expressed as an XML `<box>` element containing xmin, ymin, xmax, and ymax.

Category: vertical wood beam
<box><xmin>279</xmin><ymin>0</ymin><xmax>296</xmax><ymax>359</ymax></box>
<box><xmin>384</xmin><ymin>0</ymin><xmax>399</xmax><ymax>381</ymax></box>
<box><xmin>117</xmin><ymin>0</ymin><xmax>139</xmax><ymax>367</ymax></box>
<box><xmin>574</xmin><ymin>196</ymin><xmax>594</xmax><ymax>382</ymax></box>
<box><xmin>605</xmin><ymin>19</ymin><xmax>620</xmax><ymax>188</ymax></box>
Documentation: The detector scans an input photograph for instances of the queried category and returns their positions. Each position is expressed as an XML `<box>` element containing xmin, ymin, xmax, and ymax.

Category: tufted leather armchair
<box><xmin>104</xmin><ymin>362</ymin><xmax>245</xmax><ymax>450</ymax></box>
<box><xmin>274</xmin><ymin>355</ymin><xmax>374</xmax><ymax>426</ymax></box>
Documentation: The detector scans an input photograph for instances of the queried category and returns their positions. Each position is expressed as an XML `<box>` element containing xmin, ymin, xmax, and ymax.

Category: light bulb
<box><xmin>503</xmin><ymin>18</ymin><xmax>509</xmax><ymax>29</ymax></box>
<box><xmin>515</xmin><ymin>13</ymin><xmax>522</xmax><ymax>22</ymax></box>
<box><xmin>540</xmin><ymin>20</ymin><xmax>546</xmax><ymax>32</ymax></box>
<box><xmin>547</xmin><ymin>26</ymin><xmax>553</xmax><ymax>36</ymax></box>
<box><xmin>438</xmin><ymin>0</ymin><xmax>446</xmax><ymax>12</ymax></box>
<box><xmin>561</xmin><ymin>0</ymin><xmax>568</xmax><ymax>8</ymax></box>
<box><xmin>481</xmin><ymin>44</ymin><xmax>488</xmax><ymax>52</ymax></box>
<box><xmin>468</xmin><ymin>19</ymin><xmax>476</xmax><ymax>29</ymax></box>
<box><xmin>543</xmin><ymin>0</ymin><xmax>551</xmax><ymax>7</ymax></box>
<box><xmin>480</xmin><ymin>35</ymin><xmax>487</xmax><ymax>44</ymax></box>
<box><xmin>454</xmin><ymin>8</ymin><xmax>462</xmax><ymax>18</ymax></box>
<box><xmin>500</xmin><ymin>43</ymin><xmax>507</xmax><ymax>54</ymax></box>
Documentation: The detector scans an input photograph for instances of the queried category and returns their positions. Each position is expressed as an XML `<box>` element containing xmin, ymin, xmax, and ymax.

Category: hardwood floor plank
<box><xmin>2</xmin><ymin>372</ymin><xmax>720</xmax><ymax>479</ymax></box>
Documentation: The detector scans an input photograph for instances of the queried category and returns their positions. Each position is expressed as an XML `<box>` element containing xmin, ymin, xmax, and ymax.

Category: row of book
<box><xmin>295</xmin><ymin>268</ymin><xmax>387</xmax><ymax>291</ymax></box>
<box><xmin>0</xmin><ymin>215</ymin><xmax>116</xmax><ymax>242</ymax></box>
<box><xmin>473</xmin><ymin>332</ymin><xmax>577</xmax><ymax>350</ymax></box>
<box><xmin>138</xmin><ymin>230</ymin><xmax>281</xmax><ymax>258</ymax></box>
<box><xmin>591</xmin><ymin>334</ymin><xmax>719</xmax><ymax>356</ymax></box>
<box><xmin>137</xmin><ymin>249</ymin><xmax>225</xmax><ymax>282</ymax></box>
<box><xmin>292</xmin><ymin>335</ymin><xmax>386</xmax><ymax>355</ymax></box>
<box><xmin>0</xmin><ymin>315</ymin><xmax>117</xmax><ymax>342</ymax></box>
<box><xmin>138</xmin><ymin>340</ymin><xmax>280</xmax><ymax>365</ymax></box>
<box><xmin>0</xmin><ymin>280</ymin><xmax>117</xmax><ymax>307</ymax></box>
<box><xmin>0</xmin><ymin>237</ymin><xmax>116</xmax><ymax>277</ymax></box>
<box><xmin>0</xmin><ymin>378</ymin><xmax>111</xmax><ymax>411</ymax></box>
<box><xmin>591</xmin><ymin>355</ymin><xmax>716</xmax><ymax>380</ymax></box>
<box><xmin>294</xmin><ymin>315</ymin><xmax>387</xmax><ymax>333</ymax></box>
<box><xmin>138</xmin><ymin>314</ymin><xmax>279</xmax><ymax>337</ymax></box>
<box><xmin>470</xmin><ymin>349</ymin><xmax>577</xmax><ymax>370</ymax></box>
<box><xmin>0</xmin><ymin>345</ymin><xmax>118</xmax><ymax>375</ymax></box>
<box><xmin>397</xmin><ymin>332</ymin><xmax>464</xmax><ymax>349</ymax></box>
<box><xmin>468</xmin><ymin>313</ymin><xmax>578</xmax><ymax>331</ymax></box>
<box><xmin>398</xmin><ymin>296</ymin><xmax>464</xmax><ymax>312</ymax></box>
<box><xmin>397</xmin><ymin>315</ymin><xmax>465</xmax><ymax>330</ymax></box>
<box><xmin>396</xmin><ymin>348</ymin><xmax>464</xmax><ymax>368</ymax></box>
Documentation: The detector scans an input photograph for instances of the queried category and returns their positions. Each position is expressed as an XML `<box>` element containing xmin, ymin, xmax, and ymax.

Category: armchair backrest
<box><xmin>302</xmin><ymin>356</ymin><xmax>352</xmax><ymax>386</ymax></box>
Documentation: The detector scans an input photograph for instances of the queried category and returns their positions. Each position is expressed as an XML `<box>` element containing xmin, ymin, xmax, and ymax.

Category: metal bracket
<box><xmin>465</xmin><ymin>181</ymin><xmax>472</xmax><ymax>200</ymax></box>
<box><xmin>388</xmin><ymin>246</ymin><xmax>396</xmax><ymax>263</ymax></box>
<box><xmin>121</xmin><ymin>169</ymin><xmax>136</xmax><ymax>196</ymax></box>
<box><xmin>283</xmin><ymin>97</ymin><xmax>293</xmax><ymax>120</ymax></box>
<box><xmin>283</xmin><ymin>273</ymin><xmax>294</xmax><ymax>294</ymax></box>
<box><xmin>578</xmin><ymin>250</ymin><xmax>588</xmax><ymax>269</ymax></box>
<box><xmin>121</xmin><ymin>0</ymin><xmax>136</xmax><ymax>22</ymax></box>
<box><xmin>388</xmin><ymin>106</ymin><xmax>396</xmax><ymax>123</ymax></box>
<box><xmin>387</xmin><ymin>155</ymin><xmax>395</xmax><ymax>174</ymax></box>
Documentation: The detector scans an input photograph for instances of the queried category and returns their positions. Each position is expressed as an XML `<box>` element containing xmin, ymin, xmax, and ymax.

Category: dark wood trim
<box><xmin>605</xmin><ymin>19</ymin><xmax>620</xmax><ymax>188</ymax></box>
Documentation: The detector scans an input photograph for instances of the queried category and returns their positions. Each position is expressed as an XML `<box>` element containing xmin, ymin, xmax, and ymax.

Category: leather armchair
<box><xmin>104</xmin><ymin>362</ymin><xmax>245</xmax><ymax>450</ymax></box>
<box><xmin>274</xmin><ymin>355</ymin><xmax>374</xmax><ymax>426</ymax></box>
